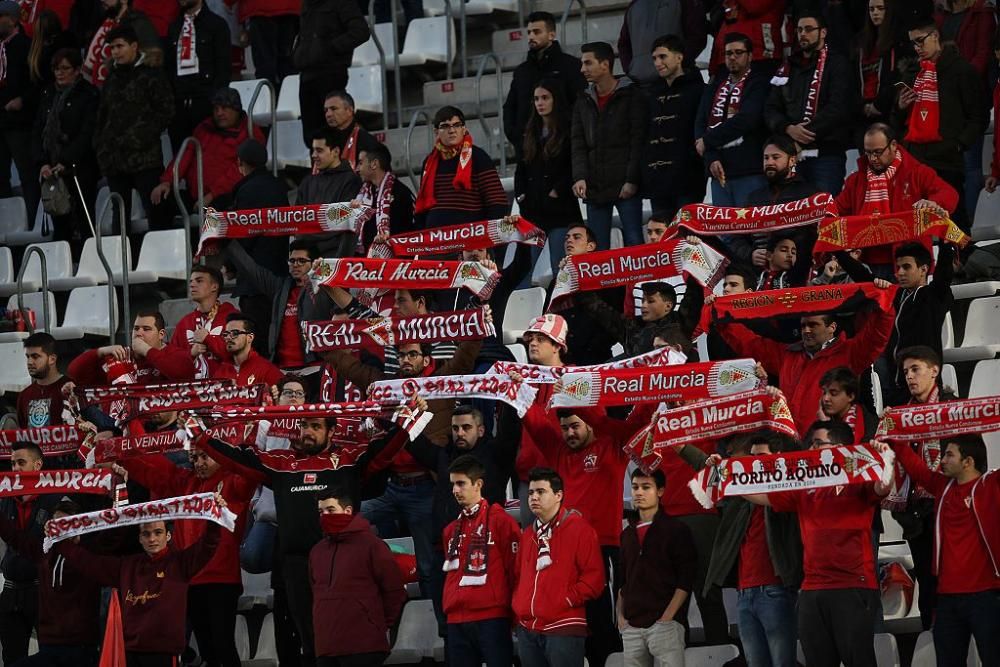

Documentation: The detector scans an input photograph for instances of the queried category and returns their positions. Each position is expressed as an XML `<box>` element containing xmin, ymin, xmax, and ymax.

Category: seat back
<box><xmin>0</xmin><ymin>196</ymin><xmax>28</xmax><ymax>236</ymax></box>
<box><xmin>6</xmin><ymin>291</ymin><xmax>57</xmax><ymax>331</ymax></box>
<box><xmin>135</xmin><ymin>230</ymin><xmax>188</xmax><ymax>280</ymax></box>
<box><xmin>76</xmin><ymin>236</ymin><xmax>133</xmax><ymax>281</ymax></box>
<box><xmin>0</xmin><ymin>246</ymin><xmax>12</xmax><ymax>284</ymax></box>
<box><xmin>255</xmin><ymin>613</ymin><xmax>277</xmax><ymax>660</ymax></box>
<box><xmin>275</xmin><ymin>74</ymin><xmax>301</xmax><ymax>121</ymax></box>
<box><xmin>272</xmin><ymin>120</ymin><xmax>310</xmax><ymax>170</ymax></box>
<box><xmin>0</xmin><ymin>341</ymin><xmax>31</xmax><ymax>392</ymax></box>
<box><xmin>684</xmin><ymin>644</ymin><xmax>741</xmax><ymax>667</ymax></box>
<box><xmin>353</xmin><ymin>23</ymin><xmax>398</xmax><ymax>66</ymax></box>
<box><xmin>502</xmin><ymin>287</ymin><xmax>546</xmax><ymax>342</ymax></box>
<box><xmin>401</xmin><ymin>17</ymin><xmax>454</xmax><ymax>63</ymax></box>
<box><xmin>346</xmin><ymin>65</ymin><xmax>385</xmax><ymax>114</ymax></box>
<box><xmin>874</xmin><ymin>633</ymin><xmax>901</xmax><ymax>667</ymax></box>
<box><xmin>969</xmin><ymin>359</ymin><xmax>1000</xmax><ymax>448</ymax></box>
<box><xmin>974</xmin><ymin>188</ymin><xmax>1000</xmax><ymax>232</ymax></box>
<box><xmin>230</xmin><ymin>79</ymin><xmax>273</xmax><ymax>126</ymax></box>
<box><xmin>960</xmin><ymin>296</ymin><xmax>1000</xmax><ymax>347</ymax></box>
<box><xmin>62</xmin><ymin>286</ymin><xmax>118</xmax><ymax>334</ymax></box>
<box><xmin>21</xmin><ymin>242</ymin><xmax>74</xmax><ymax>282</ymax></box>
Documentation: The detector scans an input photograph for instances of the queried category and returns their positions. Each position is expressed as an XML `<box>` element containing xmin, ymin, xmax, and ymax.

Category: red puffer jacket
<box><xmin>225</xmin><ymin>0</ymin><xmax>300</xmax><ymax>21</ymax></box>
<box><xmin>160</xmin><ymin>114</ymin><xmax>265</xmax><ymax>201</ymax></box>
<box><xmin>710</xmin><ymin>0</ymin><xmax>785</xmax><ymax>71</ymax></box>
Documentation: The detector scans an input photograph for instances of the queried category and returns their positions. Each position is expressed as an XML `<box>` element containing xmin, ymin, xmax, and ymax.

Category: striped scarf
<box><xmin>442</xmin><ymin>499</ymin><xmax>490</xmax><ymax>586</ymax></box>
<box><xmin>905</xmin><ymin>60</ymin><xmax>942</xmax><ymax>143</ymax></box>
<box><xmin>861</xmin><ymin>149</ymin><xmax>902</xmax><ymax>215</ymax></box>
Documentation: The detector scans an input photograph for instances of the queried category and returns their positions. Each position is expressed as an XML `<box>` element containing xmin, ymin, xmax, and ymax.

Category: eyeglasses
<box><xmin>864</xmin><ymin>145</ymin><xmax>891</xmax><ymax>159</ymax></box>
<box><xmin>280</xmin><ymin>389</ymin><xmax>306</xmax><ymax>399</ymax></box>
<box><xmin>724</xmin><ymin>49</ymin><xmax>748</xmax><ymax>57</ymax></box>
<box><xmin>796</xmin><ymin>25</ymin><xmax>820</xmax><ymax>34</ymax></box>
<box><xmin>287</xmin><ymin>257</ymin><xmax>311</xmax><ymax>265</ymax></box>
<box><xmin>399</xmin><ymin>350</ymin><xmax>425</xmax><ymax>360</ymax></box>
<box><xmin>910</xmin><ymin>31</ymin><xmax>935</xmax><ymax>48</ymax></box>
<box><xmin>437</xmin><ymin>121</ymin><xmax>465</xmax><ymax>131</ymax></box>
<box><xmin>809</xmin><ymin>439</ymin><xmax>834</xmax><ymax>447</ymax></box>
<box><xmin>221</xmin><ymin>330</ymin><xmax>249</xmax><ymax>339</ymax></box>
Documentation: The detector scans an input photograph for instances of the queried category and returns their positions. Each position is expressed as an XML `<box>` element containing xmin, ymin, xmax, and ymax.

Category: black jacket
<box><xmin>165</xmin><ymin>6</ymin><xmax>232</xmax><ymax>99</ymax></box>
<box><xmin>571</xmin><ymin>77</ymin><xmax>648</xmax><ymax>204</ymax></box>
<box><xmin>503</xmin><ymin>41</ymin><xmax>586</xmax><ymax>160</ymax></box>
<box><xmin>293</xmin><ymin>0</ymin><xmax>370</xmax><ymax>79</ymax></box>
<box><xmin>764</xmin><ymin>47</ymin><xmax>860</xmax><ymax>156</ymax></box>
<box><xmin>0</xmin><ymin>495</ymin><xmax>58</xmax><ymax>585</ymax></box>
<box><xmin>0</xmin><ymin>30</ymin><xmax>32</xmax><ymax>129</ymax></box>
<box><xmin>899</xmin><ymin>46</ymin><xmax>988</xmax><ymax>174</ymax></box>
<box><xmin>514</xmin><ymin>124</ymin><xmax>583</xmax><ymax>231</ymax></box>
<box><xmin>32</xmin><ymin>78</ymin><xmax>100</xmax><ymax>171</ymax></box>
<box><xmin>728</xmin><ymin>175</ymin><xmax>820</xmax><ymax>270</ymax></box>
<box><xmin>642</xmin><ymin>69</ymin><xmax>706</xmax><ymax>200</ymax></box>
<box><xmin>229</xmin><ymin>168</ymin><xmax>291</xmax><ymax>292</ymax></box>
<box><xmin>695</xmin><ymin>67</ymin><xmax>770</xmax><ymax>180</ymax></box>
<box><xmin>94</xmin><ymin>56</ymin><xmax>174</xmax><ymax>175</ymax></box>
<box><xmin>620</xmin><ymin>511</ymin><xmax>697</xmax><ymax>628</ymax></box>
<box><xmin>296</xmin><ymin>163</ymin><xmax>363</xmax><ymax>256</ymax></box>
<box><xmin>358</xmin><ymin>176</ymin><xmax>414</xmax><ymax>251</ymax></box>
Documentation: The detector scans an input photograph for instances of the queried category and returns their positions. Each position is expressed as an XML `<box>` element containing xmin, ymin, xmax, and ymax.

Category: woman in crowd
<box><xmin>856</xmin><ymin>0</ymin><xmax>909</xmax><ymax>131</ymax></box>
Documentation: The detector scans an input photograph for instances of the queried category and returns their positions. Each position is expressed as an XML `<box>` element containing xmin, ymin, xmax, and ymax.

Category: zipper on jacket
<box><xmin>969</xmin><ymin>477</ymin><xmax>1000</xmax><ymax>577</ymax></box>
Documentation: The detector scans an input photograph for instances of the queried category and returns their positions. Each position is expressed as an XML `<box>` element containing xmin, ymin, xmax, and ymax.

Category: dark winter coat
<box><xmin>293</xmin><ymin>0</ymin><xmax>370</xmax><ymax>80</ymax></box>
<box><xmin>230</xmin><ymin>168</ymin><xmax>291</xmax><ymax>291</ymax></box>
<box><xmin>0</xmin><ymin>30</ymin><xmax>32</xmax><ymax>129</ymax></box>
<box><xmin>514</xmin><ymin>124</ymin><xmax>583</xmax><ymax>231</ymax></box>
<box><xmin>620</xmin><ymin>511</ymin><xmax>697</xmax><ymax>628</ymax></box>
<box><xmin>32</xmin><ymin>78</ymin><xmax>100</xmax><ymax>171</ymax></box>
<box><xmin>571</xmin><ymin>77</ymin><xmax>648</xmax><ymax>204</ymax></box>
<box><xmin>642</xmin><ymin>69</ymin><xmax>705</xmax><ymax>200</ymax></box>
<box><xmin>695</xmin><ymin>67</ymin><xmax>770</xmax><ymax>180</ymax></box>
<box><xmin>94</xmin><ymin>55</ymin><xmax>174</xmax><ymax>175</ymax></box>
<box><xmin>165</xmin><ymin>5</ymin><xmax>232</xmax><ymax>99</ymax></box>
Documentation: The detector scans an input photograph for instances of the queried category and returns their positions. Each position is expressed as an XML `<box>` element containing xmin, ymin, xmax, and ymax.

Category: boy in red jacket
<box><xmin>441</xmin><ymin>455</ymin><xmax>519</xmax><ymax>666</ymax></box>
<box><xmin>52</xmin><ymin>496</ymin><xmax>225</xmax><ymax>666</ymax></box>
<box><xmin>878</xmin><ymin>434</ymin><xmax>1000</xmax><ymax>665</ymax></box>
<box><xmin>309</xmin><ymin>486</ymin><xmax>406</xmax><ymax>667</ymax></box>
<box><xmin>513</xmin><ymin>467</ymin><xmax>605</xmax><ymax>667</ymax></box>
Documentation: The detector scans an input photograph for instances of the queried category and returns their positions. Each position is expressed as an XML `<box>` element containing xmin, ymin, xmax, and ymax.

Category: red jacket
<box><xmin>161</xmin><ymin>116</ymin><xmax>265</xmax><ymax>200</ymax></box>
<box><xmin>168</xmin><ymin>302</ymin><xmax>238</xmax><ymax>355</ymax></box>
<box><xmin>710</xmin><ymin>0</ymin><xmax>785</xmax><ymax>71</ymax></box>
<box><xmin>512</xmin><ymin>508</ymin><xmax>605</xmax><ymax>636</ymax></box>
<box><xmin>992</xmin><ymin>81</ymin><xmax>1000</xmax><ymax>180</ymax></box>
<box><xmin>441</xmin><ymin>502</ymin><xmax>520</xmax><ymax>623</ymax></box>
<box><xmin>892</xmin><ymin>442</ymin><xmax>1000</xmax><ymax>583</ymax></box>
<box><xmin>309</xmin><ymin>514</ymin><xmax>406</xmax><ymax>657</ymax></box>
<box><xmin>120</xmin><ymin>455</ymin><xmax>255</xmax><ymax>585</ymax></box>
<box><xmin>56</xmin><ymin>523</ymin><xmax>219</xmax><ymax>654</ymax></box>
<box><xmin>207</xmin><ymin>349</ymin><xmax>284</xmax><ymax>387</ymax></box>
<box><xmin>134</xmin><ymin>0</ymin><xmax>178</xmax><ymax>37</ymax></box>
<box><xmin>935</xmin><ymin>1</ymin><xmax>995</xmax><ymax>78</ymax></box>
<box><xmin>719</xmin><ymin>306</ymin><xmax>895</xmax><ymax>435</ymax></box>
<box><xmin>224</xmin><ymin>0</ymin><xmax>299</xmax><ymax>20</ymax></box>
<box><xmin>19</xmin><ymin>0</ymin><xmax>74</xmax><ymax>36</ymax></box>
<box><xmin>67</xmin><ymin>347</ymin><xmax>197</xmax><ymax>386</ymax></box>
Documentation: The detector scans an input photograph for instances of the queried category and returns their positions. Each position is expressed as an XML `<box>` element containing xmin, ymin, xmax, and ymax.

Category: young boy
<box><xmin>756</xmin><ymin>233</ymin><xmax>804</xmax><ymax>290</ymax></box>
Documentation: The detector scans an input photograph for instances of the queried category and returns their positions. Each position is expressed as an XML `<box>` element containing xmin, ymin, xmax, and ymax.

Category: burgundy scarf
<box><xmin>708</xmin><ymin>67</ymin><xmax>750</xmax><ymax>128</ymax></box>
<box><xmin>414</xmin><ymin>133</ymin><xmax>474</xmax><ymax>214</ymax></box>
<box><xmin>442</xmin><ymin>499</ymin><xmax>490</xmax><ymax>586</ymax></box>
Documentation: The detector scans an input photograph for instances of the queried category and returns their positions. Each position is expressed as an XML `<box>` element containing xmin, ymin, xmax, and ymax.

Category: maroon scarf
<box><xmin>442</xmin><ymin>499</ymin><xmax>490</xmax><ymax>586</ymax></box>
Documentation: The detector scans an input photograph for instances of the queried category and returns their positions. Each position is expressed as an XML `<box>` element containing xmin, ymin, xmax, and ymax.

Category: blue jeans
<box><xmin>711</xmin><ymin>175</ymin><xmax>768</xmax><ymax>207</ymax></box>
<box><xmin>933</xmin><ymin>591</ymin><xmax>1000</xmax><ymax>667</ymax></box>
<box><xmin>516</xmin><ymin>626</ymin><xmax>586</xmax><ymax>667</ymax></box>
<box><xmin>586</xmin><ymin>196</ymin><xmax>643</xmax><ymax>249</ymax></box>
<box><xmin>13</xmin><ymin>645</ymin><xmax>98</xmax><ymax>667</ymax></box>
<box><xmin>737</xmin><ymin>585</ymin><xmax>798</xmax><ymax>667</ymax></box>
<box><xmin>447</xmin><ymin>618</ymin><xmax>513</xmax><ymax>667</ymax></box>
<box><xmin>239</xmin><ymin>514</ymin><xmax>276</xmax><ymax>574</ymax></box>
<box><xmin>797</xmin><ymin>155</ymin><xmax>846</xmax><ymax>196</ymax></box>
<box><xmin>362</xmin><ymin>478</ymin><xmax>436</xmax><ymax>598</ymax></box>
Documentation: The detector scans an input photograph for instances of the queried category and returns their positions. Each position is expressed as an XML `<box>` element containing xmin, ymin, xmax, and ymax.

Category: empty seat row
<box><xmin>0</xmin><ymin>286</ymin><xmax>118</xmax><ymax>344</ymax></box>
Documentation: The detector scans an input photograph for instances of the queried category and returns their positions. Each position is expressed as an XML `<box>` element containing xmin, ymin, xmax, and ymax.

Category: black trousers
<box><xmin>584</xmin><ymin>545</ymin><xmax>623</xmax><ymax>667</ymax></box>
<box><xmin>249</xmin><ymin>14</ymin><xmax>299</xmax><ymax>85</ymax></box>
<box><xmin>904</xmin><ymin>512</ymin><xmax>938</xmax><ymax>630</ymax></box>
<box><xmin>676</xmin><ymin>512</ymin><xmax>730</xmax><ymax>645</ymax></box>
<box><xmin>299</xmin><ymin>69</ymin><xmax>348</xmax><ymax>148</ymax></box>
<box><xmin>0</xmin><ymin>583</ymin><xmax>39</xmax><ymax>666</ymax></box>
<box><xmin>187</xmin><ymin>582</ymin><xmax>242</xmax><ymax>667</ymax></box>
<box><xmin>0</xmin><ymin>126</ymin><xmax>41</xmax><ymax>221</ymax></box>
<box><xmin>50</xmin><ymin>167</ymin><xmax>98</xmax><ymax>260</ymax></box>
<box><xmin>169</xmin><ymin>94</ymin><xmax>213</xmax><ymax>154</ymax></box>
<box><xmin>125</xmin><ymin>652</ymin><xmax>177</xmax><ymax>667</ymax></box>
<box><xmin>316</xmin><ymin>652</ymin><xmax>388</xmax><ymax>667</ymax></box>
<box><xmin>798</xmin><ymin>588</ymin><xmax>879</xmax><ymax>667</ymax></box>
<box><xmin>283</xmin><ymin>554</ymin><xmax>316</xmax><ymax>667</ymax></box>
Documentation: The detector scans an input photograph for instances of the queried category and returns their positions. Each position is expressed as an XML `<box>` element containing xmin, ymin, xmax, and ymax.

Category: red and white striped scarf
<box><xmin>83</xmin><ymin>18</ymin><xmax>116</xmax><ymax>86</ymax></box>
<box><xmin>177</xmin><ymin>13</ymin><xmax>199</xmax><ymax>76</ymax></box>
<box><xmin>882</xmin><ymin>385</ymin><xmax>941</xmax><ymax>511</ymax></box>
<box><xmin>905</xmin><ymin>59</ymin><xmax>942</xmax><ymax>143</ymax></box>
<box><xmin>442</xmin><ymin>499</ymin><xmax>490</xmax><ymax>586</ymax></box>
<box><xmin>861</xmin><ymin>149</ymin><xmax>902</xmax><ymax>215</ymax></box>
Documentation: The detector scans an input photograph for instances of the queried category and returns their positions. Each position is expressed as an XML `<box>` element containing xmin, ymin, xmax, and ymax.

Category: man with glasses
<box><xmin>205</xmin><ymin>312</ymin><xmax>284</xmax><ymax>387</ymax></box>
<box><xmin>764</xmin><ymin>13</ymin><xmax>858</xmax><ymax>196</ymax></box>
<box><xmin>898</xmin><ymin>17</ymin><xmax>986</xmax><ymax>234</ymax></box>
<box><xmin>414</xmin><ymin>105</ymin><xmax>508</xmax><ymax>229</ymax></box>
<box><xmin>834</xmin><ymin>122</ymin><xmax>958</xmax><ymax>277</ymax></box>
<box><xmin>746</xmin><ymin>420</ymin><xmax>890</xmax><ymax>667</ymax></box>
<box><xmin>696</xmin><ymin>32</ymin><xmax>770</xmax><ymax>207</ymax></box>
<box><xmin>222</xmin><ymin>239</ymin><xmax>336</xmax><ymax>369</ymax></box>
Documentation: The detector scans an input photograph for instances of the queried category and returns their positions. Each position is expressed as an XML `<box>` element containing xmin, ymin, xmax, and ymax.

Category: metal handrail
<box><xmin>475</xmin><ymin>52</ymin><xmax>506</xmax><ymax>174</ymax></box>
<box><xmin>173</xmin><ymin>136</ymin><xmax>204</xmax><ymax>282</ymax></box>
<box><xmin>15</xmin><ymin>247</ymin><xmax>48</xmax><ymax>334</ymax></box>
<box><xmin>459</xmin><ymin>0</ymin><xmax>468</xmax><ymax>79</ymax></box>
<box><xmin>560</xmin><ymin>0</ymin><xmax>587</xmax><ymax>42</ymax></box>
<box><xmin>405</xmin><ymin>109</ymin><xmax>433</xmax><ymax>192</ymax></box>
<box><xmin>444</xmin><ymin>0</ymin><xmax>454</xmax><ymax>82</ymax></box>
<box><xmin>93</xmin><ymin>194</ymin><xmax>123</xmax><ymax>344</ymax></box>
<box><xmin>246</xmin><ymin>79</ymin><xmax>278</xmax><ymax>177</ymax></box>
<box><xmin>389</xmin><ymin>0</ymin><xmax>405</xmax><ymax>128</ymax></box>
<box><xmin>368</xmin><ymin>0</ymin><xmax>391</xmax><ymax>130</ymax></box>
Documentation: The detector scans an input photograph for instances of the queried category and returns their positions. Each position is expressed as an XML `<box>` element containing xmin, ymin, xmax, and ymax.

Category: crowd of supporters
<box><xmin>2</xmin><ymin>1</ymin><xmax>1000</xmax><ymax>667</ymax></box>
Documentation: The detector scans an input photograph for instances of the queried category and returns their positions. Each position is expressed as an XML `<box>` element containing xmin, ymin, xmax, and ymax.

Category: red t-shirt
<box><xmin>660</xmin><ymin>442</ymin><xmax>717</xmax><ymax>517</ymax></box>
<box><xmin>16</xmin><ymin>377</ymin><xmax>69</xmax><ymax>428</ymax></box>
<box><xmin>596</xmin><ymin>89</ymin><xmax>615</xmax><ymax>112</ymax></box>
<box><xmin>277</xmin><ymin>287</ymin><xmax>305</xmax><ymax>368</ymax></box>
<box><xmin>738</xmin><ymin>506</ymin><xmax>782</xmax><ymax>590</ymax></box>
<box><xmin>937</xmin><ymin>479</ymin><xmax>1000</xmax><ymax>594</ymax></box>
<box><xmin>636</xmin><ymin>521</ymin><xmax>652</xmax><ymax>548</ymax></box>
<box><xmin>770</xmin><ymin>484</ymin><xmax>881</xmax><ymax>590</ymax></box>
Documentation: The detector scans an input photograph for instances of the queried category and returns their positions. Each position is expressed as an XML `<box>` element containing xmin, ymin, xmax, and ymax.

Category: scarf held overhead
<box><xmin>128</xmin><ymin>383</ymin><xmax>268</xmax><ymax>416</ymax></box>
<box><xmin>378</xmin><ymin>217</ymin><xmax>547</xmax><ymax>256</ymax></box>
<box><xmin>688</xmin><ymin>444</ymin><xmax>895</xmax><ymax>509</ymax></box>
<box><xmin>368</xmin><ymin>375</ymin><xmax>539</xmax><ymax>418</ymax></box>
<box><xmin>43</xmin><ymin>493</ymin><xmax>237</xmax><ymax>553</ymax></box>
<box><xmin>550</xmin><ymin>359</ymin><xmax>762</xmax><ymax>408</ymax></box>
<box><xmin>302</xmin><ymin>308</ymin><xmax>494</xmax><ymax>353</ymax></box>
<box><xmin>486</xmin><ymin>347</ymin><xmax>687</xmax><ymax>384</ymax></box>
<box><xmin>705</xmin><ymin>283</ymin><xmax>898</xmax><ymax>328</ymax></box>
<box><xmin>814</xmin><ymin>209</ymin><xmax>970</xmax><ymax>256</ymax></box>
<box><xmin>667</xmin><ymin>194</ymin><xmax>835</xmax><ymax>239</ymax></box>
<box><xmin>0</xmin><ymin>425</ymin><xmax>82</xmax><ymax>456</ymax></box>
<box><xmin>414</xmin><ymin>132</ymin><xmax>474</xmax><ymax>214</ymax></box>
<box><xmin>197</xmin><ymin>203</ymin><xmax>370</xmax><ymax>256</ymax></box>
<box><xmin>550</xmin><ymin>240</ymin><xmax>727</xmax><ymax>310</ymax></box>
<box><xmin>876</xmin><ymin>395</ymin><xmax>1000</xmax><ymax>442</ymax></box>
<box><xmin>0</xmin><ymin>469</ymin><xmax>114</xmax><ymax>498</ymax></box>
<box><xmin>310</xmin><ymin>258</ymin><xmax>500</xmax><ymax>300</ymax></box>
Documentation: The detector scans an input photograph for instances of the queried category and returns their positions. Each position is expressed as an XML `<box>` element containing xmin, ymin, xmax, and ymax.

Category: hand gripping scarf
<box><xmin>0</xmin><ymin>425</ymin><xmax>82</xmax><ymax>457</ymax></box>
<box><xmin>666</xmin><ymin>194</ymin><xmax>835</xmax><ymax>239</ymax></box>
<box><xmin>302</xmin><ymin>308</ymin><xmax>494</xmax><ymax>353</ymax></box>
<box><xmin>486</xmin><ymin>347</ymin><xmax>687</xmax><ymax>385</ymax></box>
<box><xmin>368</xmin><ymin>374</ymin><xmax>538</xmax><ymax>418</ymax></box>
<box><xmin>310</xmin><ymin>258</ymin><xmax>500</xmax><ymax>301</ymax></box>
<box><xmin>0</xmin><ymin>469</ymin><xmax>114</xmax><ymax>499</ymax></box>
<box><xmin>374</xmin><ymin>217</ymin><xmax>546</xmax><ymax>257</ymax></box>
<box><xmin>814</xmin><ymin>209</ymin><xmax>969</xmax><ymax>257</ymax></box>
<box><xmin>197</xmin><ymin>203</ymin><xmax>370</xmax><ymax>256</ymax></box>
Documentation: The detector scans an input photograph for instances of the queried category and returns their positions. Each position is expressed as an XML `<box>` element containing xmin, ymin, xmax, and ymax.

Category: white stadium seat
<box><xmin>0</xmin><ymin>196</ymin><xmax>29</xmax><ymax>243</ymax></box>
<box><xmin>50</xmin><ymin>286</ymin><xmax>118</xmax><ymax>340</ymax></box>
<box><xmin>4</xmin><ymin>291</ymin><xmax>57</xmax><ymax>333</ymax></box>
<box><xmin>346</xmin><ymin>65</ymin><xmax>385</xmax><ymax>114</ymax></box>
<box><xmin>1</xmin><ymin>241</ymin><xmax>76</xmax><ymax>297</ymax></box>
<box><xmin>6</xmin><ymin>203</ymin><xmax>54</xmax><ymax>246</ymax></box>
<box><xmin>943</xmin><ymin>297</ymin><xmax>1000</xmax><ymax>362</ymax></box>
<box><xmin>0</xmin><ymin>342</ymin><xmax>31</xmax><ymax>392</ymax></box>
<box><xmin>502</xmin><ymin>287</ymin><xmax>546</xmax><ymax>344</ymax></box>
<box><xmin>132</xmin><ymin>230</ymin><xmax>190</xmax><ymax>282</ymax></box>
<box><xmin>275</xmin><ymin>74</ymin><xmax>301</xmax><ymax>121</ymax></box>
<box><xmin>972</xmin><ymin>188</ymin><xmax>1000</xmax><ymax>242</ymax></box>
<box><xmin>685</xmin><ymin>644</ymin><xmax>741</xmax><ymax>667</ymax></box>
<box><xmin>969</xmin><ymin>359</ymin><xmax>1000</xmax><ymax>448</ymax></box>
<box><xmin>230</xmin><ymin>78</ymin><xmax>274</xmax><ymax>126</ymax></box>
<box><xmin>269</xmin><ymin>120</ymin><xmax>311</xmax><ymax>171</ymax></box>
<box><xmin>396</xmin><ymin>17</ymin><xmax>455</xmax><ymax>67</ymax></box>
<box><xmin>353</xmin><ymin>23</ymin><xmax>398</xmax><ymax>68</ymax></box>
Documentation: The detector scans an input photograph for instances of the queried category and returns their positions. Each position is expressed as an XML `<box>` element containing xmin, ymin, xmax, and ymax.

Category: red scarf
<box><xmin>705</xmin><ymin>283</ymin><xmax>898</xmax><ymax>325</ymax></box>
<box><xmin>667</xmin><ymin>194</ymin><xmax>835</xmax><ymax>240</ymax></box>
<box><xmin>303</xmin><ymin>307</ymin><xmax>494</xmax><ymax>353</ymax></box>
<box><xmin>533</xmin><ymin>507</ymin><xmax>576</xmax><ymax>571</ymax></box>
<box><xmin>0</xmin><ymin>26</ymin><xmax>19</xmax><ymax>86</ymax></box>
<box><xmin>905</xmin><ymin>59</ymin><xmax>942</xmax><ymax>143</ymax></box>
<box><xmin>442</xmin><ymin>499</ymin><xmax>490</xmax><ymax>586</ymax></box>
<box><xmin>802</xmin><ymin>45</ymin><xmax>829</xmax><ymax>123</ymax></box>
<box><xmin>861</xmin><ymin>149</ymin><xmax>903</xmax><ymax>215</ymax></box>
<box><xmin>320</xmin><ymin>512</ymin><xmax>354</xmax><ymax>535</ymax></box>
<box><xmin>414</xmin><ymin>133</ymin><xmax>474</xmax><ymax>214</ymax></box>
<box><xmin>355</xmin><ymin>171</ymin><xmax>398</xmax><ymax>253</ymax></box>
<box><xmin>708</xmin><ymin>67</ymin><xmax>750</xmax><ymax>129</ymax></box>
<box><xmin>814</xmin><ymin>209</ymin><xmax>970</xmax><ymax>257</ymax></box>
<box><xmin>343</xmin><ymin>124</ymin><xmax>361</xmax><ymax>170</ymax></box>
<box><xmin>197</xmin><ymin>203</ymin><xmax>368</xmax><ymax>256</ymax></box>
<box><xmin>84</xmin><ymin>18</ymin><xmax>116</xmax><ymax>86</ymax></box>
<box><xmin>0</xmin><ymin>470</ymin><xmax>114</xmax><ymax>498</ymax></box>
<box><xmin>382</xmin><ymin>217</ymin><xmax>546</xmax><ymax>256</ymax></box>
<box><xmin>177</xmin><ymin>12</ymin><xmax>198</xmax><ymax>76</ymax></box>
<box><xmin>0</xmin><ymin>426</ymin><xmax>82</xmax><ymax>456</ymax></box>
<box><xmin>859</xmin><ymin>46</ymin><xmax>890</xmax><ymax>103</ymax></box>
<box><xmin>310</xmin><ymin>258</ymin><xmax>500</xmax><ymax>301</ymax></box>
<box><xmin>880</xmin><ymin>385</ymin><xmax>945</xmax><ymax>511</ymax></box>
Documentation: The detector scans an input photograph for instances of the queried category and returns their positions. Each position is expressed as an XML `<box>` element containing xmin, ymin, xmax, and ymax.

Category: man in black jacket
<box><xmin>897</xmin><ymin>18</ymin><xmax>986</xmax><ymax>234</ymax></box>
<box><xmin>296</xmin><ymin>127</ymin><xmax>363</xmax><ymax>256</ymax></box>
<box><xmin>503</xmin><ymin>11</ymin><xmax>586</xmax><ymax>161</ymax></box>
<box><xmin>165</xmin><ymin>0</ymin><xmax>231</xmax><ymax>150</ymax></box>
<box><xmin>764</xmin><ymin>12</ymin><xmax>859</xmax><ymax>196</ymax></box>
<box><xmin>571</xmin><ymin>41</ymin><xmax>648</xmax><ymax>249</ymax></box>
<box><xmin>643</xmin><ymin>34</ymin><xmax>705</xmax><ymax>221</ymax></box>
<box><xmin>618</xmin><ymin>467</ymin><xmax>697</xmax><ymax>666</ymax></box>
<box><xmin>695</xmin><ymin>31</ymin><xmax>769</xmax><ymax>207</ymax></box>
<box><xmin>0</xmin><ymin>2</ymin><xmax>38</xmax><ymax>219</ymax></box>
<box><xmin>324</xmin><ymin>90</ymin><xmax>380</xmax><ymax>172</ymax></box>
<box><xmin>294</xmin><ymin>0</ymin><xmax>370</xmax><ymax>147</ymax></box>
<box><xmin>353</xmin><ymin>142</ymin><xmax>414</xmax><ymax>253</ymax></box>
